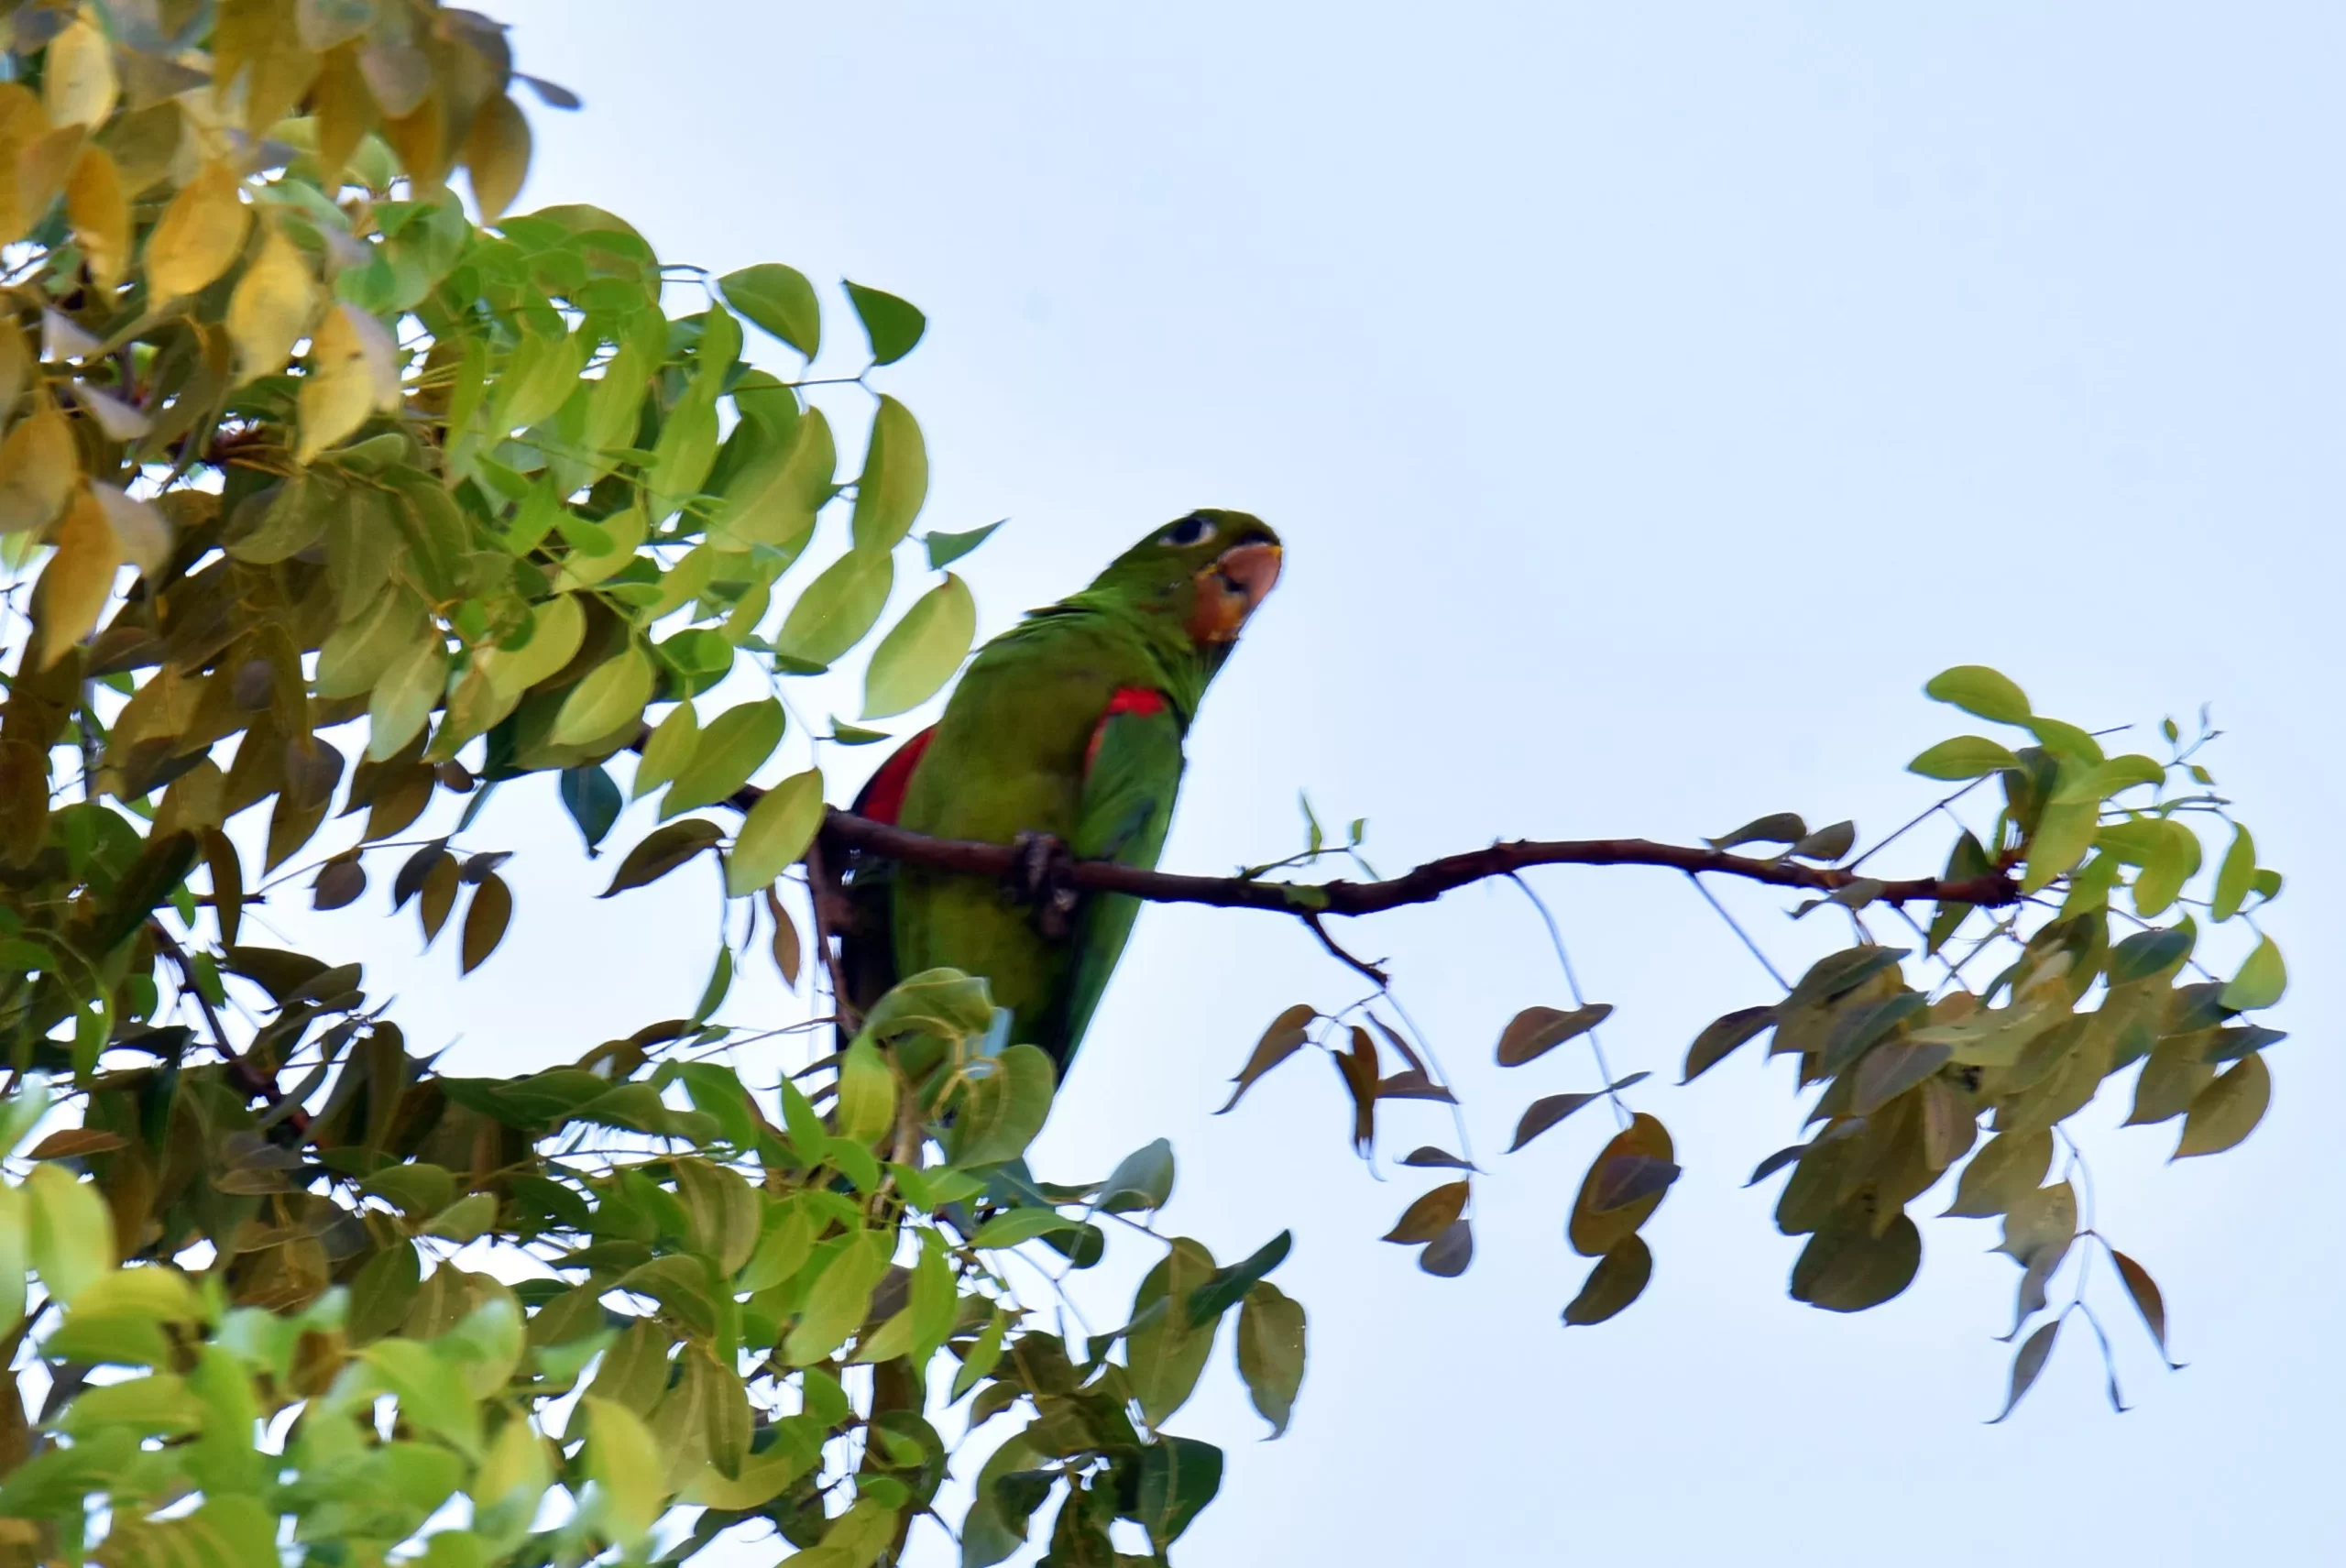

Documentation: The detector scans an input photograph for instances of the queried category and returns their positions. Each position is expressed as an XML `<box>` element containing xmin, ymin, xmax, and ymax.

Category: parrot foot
<box><xmin>1005</xmin><ymin>831</ymin><xmax>1080</xmax><ymax>940</ymax></box>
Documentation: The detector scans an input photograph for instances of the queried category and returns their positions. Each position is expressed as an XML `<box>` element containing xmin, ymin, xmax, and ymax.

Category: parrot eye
<box><xmin>1158</xmin><ymin>514</ymin><xmax>1215</xmax><ymax>548</ymax></box>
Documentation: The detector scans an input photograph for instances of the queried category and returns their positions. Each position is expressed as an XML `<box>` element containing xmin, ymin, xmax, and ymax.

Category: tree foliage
<box><xmin>0</xmin><ymin>4</ymin><xmax>2291</xmax><ymax>1565</ymax></box>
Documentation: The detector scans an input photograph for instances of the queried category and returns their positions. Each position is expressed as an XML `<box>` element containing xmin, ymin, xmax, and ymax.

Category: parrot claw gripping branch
<box><xmin>0</xmin><ymin>7</ymin><xmax>2292</xmax><ymax>1561</ymax></box>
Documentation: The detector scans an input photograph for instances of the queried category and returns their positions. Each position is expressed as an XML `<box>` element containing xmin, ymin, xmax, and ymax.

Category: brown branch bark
<box><xmin>729</xmin><ymin>770</ymin><xmax>2019</xmax><ymax>922</ymax></box>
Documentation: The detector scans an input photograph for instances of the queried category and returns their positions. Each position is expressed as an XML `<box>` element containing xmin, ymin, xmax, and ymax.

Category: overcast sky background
<box><xmin>354</xmin><ymin>4</ymin><xmax>2340</xmax><ymax>1561</ymax></box>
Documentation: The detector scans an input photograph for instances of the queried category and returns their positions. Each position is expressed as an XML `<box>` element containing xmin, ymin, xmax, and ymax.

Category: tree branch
<box><xmin>762</xmin><ymin>783</ymin><xmax>2019</xmax><ymax>922</ymax></box>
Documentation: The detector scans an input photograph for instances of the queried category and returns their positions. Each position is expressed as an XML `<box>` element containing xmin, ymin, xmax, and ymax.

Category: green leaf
<box><xmin>835</xmin><ymin>1036</ymin><xmax>897</xmax><ymax>1146</ymax></box>
<box><xmin>2175</xmin><ymin>1054</ymin><xmax>2269</xmax><ymax>1158</ymax></box>
<box><xmin>551</xmin><ymin>645</ymin><xmax>653</xmax><ymax>747</ymax></box>
<box><xmin>1126</xmin><ymin>1237</ymin><xmax>1218</xmax><ymax>1426</ymax></box>
<box><xmin>850</xmin><ymin>394</ymin><xmax>928</xmax><ymax>553</ymax></box>
<box><xmin>843</xmin><ymin>280</ymin><xmax>926</xmax><ymax>365</ymax></box>
<box><xmin>2021</xmin><ymin>802</ymin><xmax>2097</xmax><ymax>894</ymax></box>
<box><xmin>0</xmin><ymin>1186</ymin><xmax>25</xmax><ymax>1331</ymax></box>
<box><xmin>662</xmin><ymin>697</ymin><xmax>784</xmax><ymax>818</ymax></box>
<box><xmin>599</xmin><ymin>817</ymin><xmax>724</xmax><ymax>897</ymax></box>
<box><xmin>719</xmin><ymin>263</ymin><xmax>821</xmax><ymax>357</ymax></box>
<box><xmin>691</xmin><ymin>948</ymin><xmax>732</xmax><ymax>1025</ymax></box>
<box><xmin>1705</xmin><ymin>812</ymin><xmax>1806</xmax><ymax>850</ymax></box>
<box><xmin>2219</xmin><ymin>935</ymin><xmax>2286</xmax><ymax>1012</ymax></box>
<box><xmin>712</xmin><ymin>408</ymin><xmax>831</xmax><ymax>554</ymax></box>
<box><xmin>27</xmin><ymin>1164</ymin><xmax>114</xmax><ymax>1307</ymax></box>
<box><xmin>727</xmin><ymin>767</ymin><xmax>826</xmax><ymax>896</ymax></box>
<box><xmin>367</xmin><ymin>634</ymin><xmax>450</xmax><ymax>762</ymax></box>
<box><xmin>581</xmin><ymin>1398</ymin><xmax>664</xmax><ymax>1549</ymax></box>
<box><xmin>2210</xmin><ymin>824</ymin><xmax>2256</xmax><ymax>922</ymax></box>
<box><xmin>630</xmin><ymin>700</ymin><xmax>699</xmax><ymax>801</ymax></box>
<box><xmin>2106</xmin><ymin>926</ymin><xmax>2191</xmax><ymax>986</ymax></box>
<box><xmin>1561</xmin><ymin>1235</ymin><xmax>1652</xmax><ymax>1325</ymax></box>
<box><xmin>828</xmin><ymin>720</ymin><xmax>890</xmax><ymax>744</ymax></box>
<box><xmin>969</xmin><ymin>1209</ymin><xmax>1078</xmax><ymax>1248</ymax></box>
<box><xmin>925</xmin><ymin>519</ymin><xmax>1003</xmax><ymax>568</ymax></box>
<box><xmin>2130</xmin><ymin>819</ymin><xmax>2202</xmax><ymax>916</ymax></box>
<box><xmin>1908</xmin><ymin>735</ymin><xmax>2020</xmax><ymax>780</ymax></box>
<box><xmin>1234</xmin><ymin>1280</ymin><xmax>1305</xmax><ymax>1437</ymax></box>
<box><xmin>1097</xmin><ymin>1137</ymin><xmax>1176</xmax><ymax>1213</ymax></box>
<box><xmin>364</xmin><ymin>1336</ymin><xmax>482</xmax><ymax>1456</ymax></box>
<box><xmin>945</xmin><ymin>1044</ymin><xmax>1056</xmax><ymax>1168</ymax></box>
<box><xmin>1135</xmin><ymin>1436</ymin><xmax>1222</xmax><ymax>1552</ymax></box>
<box><xmin>773</xmin><ymin>547</ymin><xmax>893</xmax><ymax>669</ymax></box>
<box><xmin>1924</xmin><ymin>664</ymin><xmax>2031</xmax><ymax>725</ymax></box>
<box><xmin>1186</xmin><ymin>1231</ymin><xmax>1292</xmax><ymax>1327</ymax></box>
<box><xmin>861</xmin><ymin>572</ymin><xmax>974</xmax><ymax>718</ymax></box>
<box><xmin>784</xmin><ymin>1228</ymin><xmax>891</xmax><ymax>1365</ymax></box>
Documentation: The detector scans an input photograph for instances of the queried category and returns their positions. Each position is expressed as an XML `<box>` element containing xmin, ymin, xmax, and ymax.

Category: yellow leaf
<box><xmin>0</xmin><ymin>319</ymin><xmax>26</xmax><ymax>418</ymax></box>
<box><xmin>64</xmin><ymin>142</ymin><xmax>127</xmax><ymax>288</ymax></box>
<box><xmin>0</xmin><ymin>407</ymin><xmax>76</xmax><ymax>535</ymax></box>
<box><xmin>462</xmin><ymin>92</ymin><xmax>530</xmax><ymax>221</ymax></box>
<box><xmin>87</xmin><ymin>482</ymin><xmax>170</xmax><ymax>576</ymax></box>
<box><xmin>312</xmin><ymin>44</ymin><xmax>376</xmax><ymax>187</ymax></box>
<box><xmin>297</xmin><ymin>302</ymin><xmax>398</xmax><ymax>461</ymax></box>
<box><xmin>34</xmin><ymin>487</ymin><xmax>117</xmax><ymax>668</ymax></box>
<box><xmin>41</xmin><ymin>16</ymin><xmax>118</xmax><ymax>129</ymax></box>
<box><xmin>225</xmin><ymin>224</ymin><xmax>319</xmax><ymax>385</ymax></box>
<box><xmin>17</xmin><ymin>124</ymin><xmax>86</xmax><ymax>236</ymax></box>
<box><xmin>146</xmin><ymin>159</ymin><xmax>252</xmax><ymax>299</ymax></box>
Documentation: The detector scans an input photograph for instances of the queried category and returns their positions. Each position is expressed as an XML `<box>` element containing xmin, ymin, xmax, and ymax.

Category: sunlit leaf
<box><xmin>727</xmin><ymin>768</ymin><xmax>825</xmax><ymax>896</ymax></box>
<box><xmin>862</xmin><ymin>572</ymin><xmax>974</xmax><ymax>718</ymax></box>
<box><xmin>2174</xmin><ymin>1053</ymin><xmax>2269</xmax><ymax>1159</ymax></box>
<box><xmin>1924</xmin><ymin>664</ymin><xmax>2031</xmax><ymax>725</ymax></box>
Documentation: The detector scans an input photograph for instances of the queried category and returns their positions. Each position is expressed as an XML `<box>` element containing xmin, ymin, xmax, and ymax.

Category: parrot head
<box><xmin>1086</xmin><ymin>509</ymin><xmax>1283</xmax><ymax>651</ymax></box>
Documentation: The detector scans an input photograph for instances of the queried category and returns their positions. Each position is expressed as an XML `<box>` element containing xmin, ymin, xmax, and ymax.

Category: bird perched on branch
<box><xmin>840</xmin><ymin>510</ymin><xmax>1283</xmax><ymax>1072</ymax></box>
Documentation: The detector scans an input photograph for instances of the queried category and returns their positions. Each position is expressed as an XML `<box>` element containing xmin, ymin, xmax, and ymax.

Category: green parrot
<box><xmin>840</xmin><ymin>510</ymin><xmax>1282</xmax><ymax>1072</ymax></box>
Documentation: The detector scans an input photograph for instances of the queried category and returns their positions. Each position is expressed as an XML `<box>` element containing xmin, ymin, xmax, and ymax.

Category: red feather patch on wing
<box><xmin>1086</xmin><ymin>687</ymin><xmax>1168</xmax><ymax>774</ymax></box>
<box><xmin>852</xmin><ymin>726</ymin><xmax>937</xmax><ymax>825</ymax></box>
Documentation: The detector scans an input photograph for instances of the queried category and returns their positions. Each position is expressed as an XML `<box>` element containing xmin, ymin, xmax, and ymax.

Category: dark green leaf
<box><xmin>1135</xmin><ymin>1436</ymin><xmax>1222</xmax><ymax>1551</ymax></box>
<box><xmin>1561</xmin><ymin>1235</ymin><xmax>1651</xmax><ymax>1326</ymax></box>
<box><xmin>1988</xmin><ymin>1320</ymin><xmax>2059</xmax><ymax>1422</ymax></box>
<box><xmin>1705</xmin><ymin>812</ymin><xmax>1806</xmax><ymax>850</ymax></box>
<box><xmin>924</xmin><ymin>520</ymin><xmax>1003</xmax><ymax>569</ymax></box>
<box><xmin>559</xmin><ymin>763</ymin><xmax>621</xmax><ymax>854</ymax></box>
<box><xmin>1681</xmin><ymin>1004</ymin><xmax>1776</xmax><ymax>1082</ymax></box>
<box><xmin>1186</xmin><ymin>1231</ymin><xmax>1291</xmax><ymax>1327</ymax></box>
<box><xmin>1496</xmin><ymin>1003</ymin><xmax>1612</xmax><ymax>1067</ymax></box>
<box><xmin>599</xmin><ymin>818</ymin><xmax>723</xmax><ymax>897</ymax></box>
<box><xmin>842</xmin><ymin>280</ymin><xmax>926</xmax><ymax>365</ymax></box>
<box><xmin>1418</xmin><ymin>1218</ymin><xmax>1473</xmax><ymax>1277</ymax></box>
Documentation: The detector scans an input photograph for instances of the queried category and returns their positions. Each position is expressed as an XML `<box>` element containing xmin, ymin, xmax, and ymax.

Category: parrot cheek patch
<box><xmin>1186</xmin><ymin>543</ymin><xmax>1282</xmax><ymax>644</ymax></box>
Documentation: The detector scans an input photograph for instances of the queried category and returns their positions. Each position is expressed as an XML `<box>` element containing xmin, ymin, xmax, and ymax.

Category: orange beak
<box><xmin>1187</xmin><ymin>542</ymin><xmax>1283</xmax><ymax>644</ymax></box>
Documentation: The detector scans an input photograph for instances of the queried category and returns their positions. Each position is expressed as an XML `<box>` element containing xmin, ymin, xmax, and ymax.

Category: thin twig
<box><xmin>1683</xmin><ymin>872</ymin><xmax>1792</xmax><ymax>992</ymax></box>
<box><xmin>1304</xmin><ymin>915</ymin><xmax>1387</xmax><ymax>987</ymax></box>
<box><xmin>146</xmin><ymin>920</ymin><xmax>308</xmax><ymax>1134</ymax></box>
<box><xmin>1507</xmin><ymin>873</ymin><xmax>1629</xmax><ymax>1128</ymax></box>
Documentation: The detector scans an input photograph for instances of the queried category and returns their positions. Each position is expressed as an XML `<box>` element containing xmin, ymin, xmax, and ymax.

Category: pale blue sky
<box><xmin>361</xmin><ymin>4</ymin><xmax>2341</xmax><ymax>1561</ymax></box>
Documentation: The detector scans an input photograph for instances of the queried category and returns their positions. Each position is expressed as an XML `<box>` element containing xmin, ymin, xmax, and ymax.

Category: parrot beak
<box><xmin>1188</xmin><ymin>541</ymin><xmax>1282</xmax><ymax>644</ymax></box>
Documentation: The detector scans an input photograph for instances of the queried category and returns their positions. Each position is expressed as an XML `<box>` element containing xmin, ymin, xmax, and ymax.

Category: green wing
<box><xmin>1058</xmin><ymin>695</ymin><xmax>1187</xmax><ymax>1065</ymax></box>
